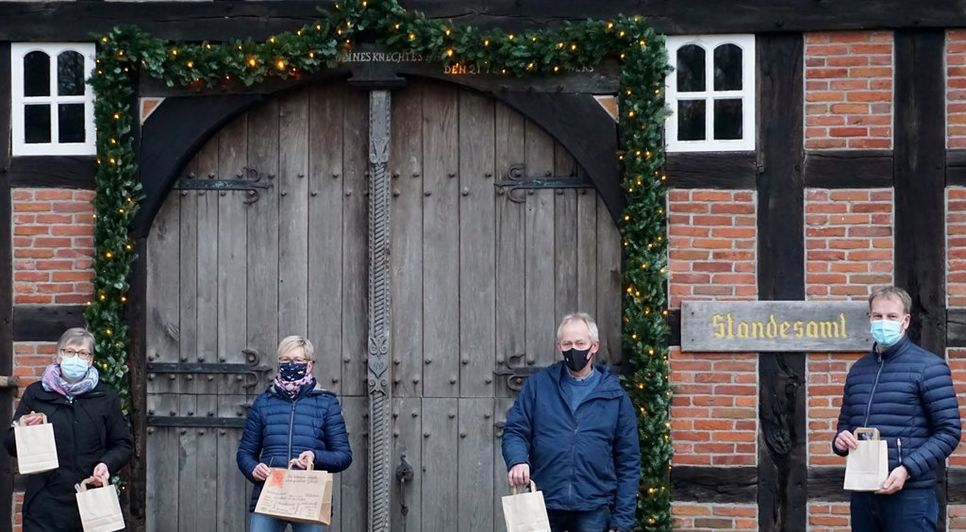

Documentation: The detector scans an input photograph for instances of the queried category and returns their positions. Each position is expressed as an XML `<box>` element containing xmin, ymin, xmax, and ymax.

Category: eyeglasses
<box><xmin>60</xmin><ymin>348</ymin><xmax>93</xmax><ymax>360</ymax></box>
<box><xmin>278</xmin><ymin>357</ymin><xmax>309</xmax><ymax>364</ymax></box>
<box><xmin>558</xmin><ymin>339</ymin><xmax>593</xmax><ymax>350</ymax></box>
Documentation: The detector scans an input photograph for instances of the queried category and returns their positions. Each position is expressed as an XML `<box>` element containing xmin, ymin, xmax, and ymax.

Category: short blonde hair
<box><xmin>556</xmin><ymin>313</ymin><xmax>600</xmax><ymax>343</ymax></box>
<box><xmin>869</xmin><ymin>286</ymin><xmax>912</xmax><ymax>314</ymax></box>
<box><xmin>57</xmin><ymin>327</ymin><xmax>95</xmax><ymax>355</ymax></box>
<box><xmin>276</xmin><ymin>336</ymin><xmax>314</xmax><ymax>362</ymax></box>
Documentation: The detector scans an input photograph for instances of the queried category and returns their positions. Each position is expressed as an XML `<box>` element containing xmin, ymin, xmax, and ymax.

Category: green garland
<box><xmin>87</xmin><ymin>1</ymin><xmax>671</xmax><ymax>528</ymax></box>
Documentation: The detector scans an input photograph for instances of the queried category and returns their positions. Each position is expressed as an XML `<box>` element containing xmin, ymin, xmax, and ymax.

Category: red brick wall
<box><xmin>667</xmin><ymin>189</ymin><xmax>757</xmax><ymax>308</ymax></box>
<box><xmin>672</xmin><ymin>503</ymin><xmax>756</xmax><ymax>531</ymax></box>
<box><xmin>804</xmin><ymin>31</ymin><xmax>893</xmax><ymax>149</ymax></box>
<box><xmin>949</xmin><ymin>188</ymin><xmax>966</xmax><ymax>306</ymax></box>
<box><xmin>12</xmin><ymin>342</ymin><xmax>56</xmax><ymax>394</ymax></box>
<box><xmin>12</xmin><ymin>188</ymin><xmax>95</xmax><ymax>305</ymax></box>
<box><xmin>947</xmin><ymin>349</ymin><xmax>966</xmax><ymax>468</ymax></box>
<box><xmin>805</xmin><ymin>188</ymin><xmax>893</xmax><ymax>299</ymax></box>
<box><xmin>948</xmin><ymin>30</ymin><xmax>966</xmax><ymax>149</ymax></box>
<box><xmin>808</xmin><ymin>502</ymin><xmax>850</xmax><ymax>532</ymax></box>
<box><xmin>806</xmin><ymin>352</ymin><xmax>863</xmax><ymax>465</ymax></box>
<box><xmin>950</xmin><ymin>505</ymin><xmax>966</xmax><ymax>531</ymax></box>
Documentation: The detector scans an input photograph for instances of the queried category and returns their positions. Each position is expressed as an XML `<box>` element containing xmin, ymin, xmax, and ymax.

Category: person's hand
<box><xmin>508</xmin><ymin>463</ymin><xmax>530</xmax><ymax>487</ymax></box>
<box><xmin>296</xmin><ymin>450</ymin><xmax>315</xmax><ymax>470</ymax></box>
<box><xmin>18</xmin><ymin>411</ymin><xmax>44</xmax><ymax>426</ymax></box>
<box><xmin>91</xmin><ymin>463</ymin><xmax>110</xmax><ymax>486</ymax></box>
<box><xmin>833</xmin><ymin>430</ymin><xmax>858</xmax><ymax>452</ymax></box>
<box><xmin>876</xmin><ymin>466</ymin><xmax>909</xmax><ymax>494</ymax></box>
<box><xmin>252</xmin><ymin>463</ymin><xmax>271</xmax><ymax>481</ymax></box>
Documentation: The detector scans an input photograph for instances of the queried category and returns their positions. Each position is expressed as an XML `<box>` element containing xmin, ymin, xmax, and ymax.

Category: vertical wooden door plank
<box><xmin>145</xmin><ymin>395</ymin><xmax>179</xmax><ymax>532</ymax></box>
<box><xmin>494</xmin><ymin>103</ymin><xmax>527</xmax><ymax>399</ymax></box>
<box><xmin>554</xmin><ymin>143</ymin><xmax>579</xmax><ymax>320</ymax></box>
<box><xmin>177</xmin><ymin>395</ymin><xmax>199</xmax><ymax>532</ymax></box>
<box><xmin>146</xmin><ymin>191</ymin><xmax>180</xmax><ymax>393</ymax></box>
<box><xmin>338</xmin><ymin>396</ymin><xmax>369</xmax><ymax>532</ymax></box>
<box><xmin>216</xmin><ymin>395</ymin><xmax>248</xmax><ymax>532</ymax></box>
<box><xmin>195</xmin><ymin>143</ymin><xmax>220</xmax><ymax>386</ymax></box>
<box><xmin>390</xmin><ymin>80</ymin><xmax>424</xmax><ymax>399</ymax></box>
<box><xmin>524</xmin><ymin>120</ymin><xmax>557</xmax><ymax>367</ymax></box>
<box><xmin>217</xmin><ymin>116</ymin><xmax>249</xmax><ymax>373</ymax></box>
<box><xmin>576</xmin><ymin>181</ymin><xmax>598</xmax><ymax>316</ymax></box>
<box><xmin>390</xmin><ymin>396</ymin><xmax>422</xmax><ymax>530</ymax></box>
<box><xmin>421</xmin><ymin>398</ymin><xmax>458</xmax><ymax>531</ymax></box>
<box><xmin>277</xmin><ymin>92</ymin><xmax>310</xmax><ymax>337</ymax></box>
<box><xmin>194</xmin><ymin>394</ymin><xmax>219</xmax><ymax>532</ymax></box>
<box><xmin>458</xmin><ymin>398</ymin><xmax>495</xmax><ymax>532</ymax></box>
<box><xmin>492</xmin><ymin>397</ymin><xmax>515</xmax><ymax>532</ymax></box>
<box><xmin>247</xmin><ymin>99</ymin><xmax>280</xmax><ymax>385</ymax></box>
<box><xmin>307</xmin><ymin>83</ymin><xmax>345</xmax><ymax>393</ymax></box>
<box><xmin>342</xmin><ymin>88</ymin><xmax>369</xmax><ymax>397</ymax></box>
<box><xmin>594</xmin><ymin>195</ymin><xmax>622</xmax><ymax>365</ymax></box>
<box><xmin>459</xmin><ymin>89</ymin><xmax>497</xmax><ymax>398</ymax></box>
<box><xmin>422</xmin><ymin>84</ymin><xmax>461</xmax><ymax>398</ymax></box>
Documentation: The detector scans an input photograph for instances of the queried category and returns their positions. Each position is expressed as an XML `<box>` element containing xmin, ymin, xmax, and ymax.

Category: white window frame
<box><xmin>665</xmin><ymin>34</ymin><xmax>756</xmax><ymax>152</ymax></box>
<box><xmin>11</xmin><ymin>43</ymin><xmax>96</xmax><ymax>156</ymax></box>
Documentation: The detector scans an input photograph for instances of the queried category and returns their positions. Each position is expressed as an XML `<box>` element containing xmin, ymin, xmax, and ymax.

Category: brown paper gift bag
<box><xmin>74</xmin><ymin>477</ymin><xmax>125</xmax><ymax>532</ymax></box>
<box><xmin>843</xmin><ymin>427</ymin><xmax>889</xmax><ymax>491</ymax></box>
<box><xmin>14</xmin><ymin>413</ymin><xmax>59</xmax><ymax>474</ymax></box>
<box><xmin>501</xmin><ymin>481</ymin><xmax>551</xmax><ymax>532</ymax></box>
<box><xmin>254</xmin><ymin>460</ymin><xmax>333</xmax><ymax>525</ymax></box>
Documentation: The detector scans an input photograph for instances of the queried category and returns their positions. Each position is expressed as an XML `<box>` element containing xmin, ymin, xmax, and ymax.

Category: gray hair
<box><xmin>276</xmin><ymin>335</ymin><xmax>315</xmax><ymax>362</ymax></box>
<box><xmin>556</xmin><ymin>312</ymin><xmax>600</xmax><ymax>343</ymax></box>
<box><xmin>868</xmin><ymin>286</ymin><xmax>912</xmax><ymax>314</ymax></box>
<box><xmin>57</xmin><ymin>327</ymin><xmax>95</xmax><ymax>354</ymax></box>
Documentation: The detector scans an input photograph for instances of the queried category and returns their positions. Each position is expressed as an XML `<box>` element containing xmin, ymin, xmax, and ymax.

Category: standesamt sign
<box><xmin>681</xmin><ymin>301</ymin><xmax>873</xmax><ymax>352</ymax></box>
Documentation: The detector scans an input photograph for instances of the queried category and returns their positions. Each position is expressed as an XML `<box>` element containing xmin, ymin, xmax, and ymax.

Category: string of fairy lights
<box><xmin>86</xmin><ymin>0</ymin><xmax>673</xmax><ymax>527</ymax></box>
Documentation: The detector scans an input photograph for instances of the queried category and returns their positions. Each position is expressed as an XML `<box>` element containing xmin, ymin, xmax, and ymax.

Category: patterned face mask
<box><xmin>278</xmin><ymin>361</ymin><xmax>309</xmax><ymax>382</ymax></box>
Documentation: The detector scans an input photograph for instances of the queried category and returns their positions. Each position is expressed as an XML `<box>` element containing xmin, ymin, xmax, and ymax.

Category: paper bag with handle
<box><xmin>14</xmin><ymin>412</ymin><xmax>59</xmax><ymax>474</ymax></box>
<box><xmin>843</xmin><ymin>427</ymin><xmax>889</xmax><ymax>491</ymax></box>
<box><xmin>501</xmin><ymin>480</ymin><xmax>551</xmax><ymax>532</ymax></box>
<box><xmin>254</xmin><ymin>459</ymin><xmax>333</xmax><ymax>525</ymax></box>
<box><xmin>74</xmin><ymin>477</ymin><xmax>125</xmax><ymax>532</ymax></box>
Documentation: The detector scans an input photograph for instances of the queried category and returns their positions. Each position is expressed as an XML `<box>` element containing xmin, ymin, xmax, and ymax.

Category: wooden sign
<box><xmin>681</xmin><ymin>301</ymin><xmax>873</xmax><ymax>352</ymax></box>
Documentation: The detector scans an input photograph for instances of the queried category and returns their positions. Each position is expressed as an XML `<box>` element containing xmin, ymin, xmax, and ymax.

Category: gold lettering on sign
<box><xmin>710</xmin><ymin>313</ymin><xmax>849</xmax><ymax>340</ymax></box>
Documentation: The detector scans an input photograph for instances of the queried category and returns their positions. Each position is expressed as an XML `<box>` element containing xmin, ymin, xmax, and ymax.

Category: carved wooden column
<box><xmin>366</xmin><ymin>89</ymin><xmax>392</xmax><ymax>532</ymax></box>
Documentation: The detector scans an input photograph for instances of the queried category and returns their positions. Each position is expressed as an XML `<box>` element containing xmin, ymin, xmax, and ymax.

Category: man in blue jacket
<box><xmin>502</xmin><ymin>312</ymin><xmax>640</xmax><ymax>532</ymax></box>
<box><xmin>833</xmin><ymin>286</ymin><xmax>961</xmax><ymax>532</ymax></box>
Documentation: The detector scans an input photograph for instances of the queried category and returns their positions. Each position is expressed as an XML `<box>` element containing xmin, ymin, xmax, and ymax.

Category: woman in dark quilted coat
<box><xmin>833</xmin><ymin>286</ymin><xmax>961</xmax><ymax>532</ymax></box>
<box><xmin>237</xmin><ymin>336</ymin><xmax>352</xmax><ymax>532</ymax></box>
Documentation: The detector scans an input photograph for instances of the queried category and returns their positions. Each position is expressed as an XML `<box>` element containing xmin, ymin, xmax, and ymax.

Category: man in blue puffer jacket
<box><xmin>833</xmin><ymin>286</ymin><xmax>961</xmax><ymax>532</ymax></box>
<box><xmin>237</xmin><ymin>336</ymin><xmax>353</xmax><ymax>531</ymax></box>
<box><xmin>502</xmin><ymin>313</ymin><xmax>640</xmax><ymax>532</ymax></box>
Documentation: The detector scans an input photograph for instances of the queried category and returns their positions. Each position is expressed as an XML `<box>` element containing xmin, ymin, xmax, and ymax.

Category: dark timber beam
<box><xmin>894</xmin><ymin>29</ymin><xmax>948</xmax><ymax>531</ymax></box>
<box><xmin>671</xmin><ymin>466</ymin><xmax>757</xmax><ymax>503</ymax></box>
<box><xmin>756</xmin><ymin>33</ymin><xmax>806</xmax><ymax>532</ymax></box>
<box><xmin>665</xmin><ymin>153</ymin><xmax>758</xmax><ymax>189</ymax></box>
<box><xmin>12</xmin><ymin>305</ymin><xmax>87</xmax><ymax>342</ymax></box>
<box><xmin>0</xmin><ymin>41</ymin><xmax>15</xmax><ymax>531</ymax></box>
<box><xmin>803</xmin><ymin>150</ymin><xmax>894</xmax><ymax>188</ymax></box>
<box><xmin>8</xmin><ymin>156</ymin><xmax>96</xmax><ymax>188</ymax></box>
<box><xmin>1</xmin><ymin>1</ymin><xmax>966</xmax><ymax>40</ymax></box>
<box><xmin>133</xmin><ymin>94</ymin><xmax>266</xmax><ymax>238</ymax></box>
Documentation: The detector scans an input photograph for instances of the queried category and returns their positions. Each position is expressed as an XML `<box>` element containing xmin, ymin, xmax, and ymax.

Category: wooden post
<box><xmin>756</xmin><ymin>33</ymin><xmax>807</xmax><ymax>532</ymax></box>
<box><xmin>0</xmin><ymin>40</ymin><xmax>15</xmax><ymax>532</ymax></box>
<box><xmin>367</xmin><ymin>89</ymin><xmax>393</xmax><ymax>532</ymax></box>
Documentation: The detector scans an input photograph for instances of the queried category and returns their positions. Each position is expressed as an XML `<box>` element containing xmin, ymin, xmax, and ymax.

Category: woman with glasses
<box><xmin>4</xmin><ymin>327</ymin><xmax>133</xmax><ymax>532</ymax></box>
<box><xmin>236</xmin><ymin>336</ymin><xmax>352</xmax><ymax>532</ymax></box>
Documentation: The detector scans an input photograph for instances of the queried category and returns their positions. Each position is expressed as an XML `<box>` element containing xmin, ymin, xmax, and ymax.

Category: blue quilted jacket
<box><xmin>237</xmin><ymin>382</ymin><xmax>352</xmax><ymax>510</ymax></box>
<box><xmin>502</xmin><ymin>362</ymin><xmax>640</xmax><ymax>531</ymax></box>
<box><xmin>834</xmin><ymin>335</ymin><xmax>961</xmax><ymax>489</ymax></box>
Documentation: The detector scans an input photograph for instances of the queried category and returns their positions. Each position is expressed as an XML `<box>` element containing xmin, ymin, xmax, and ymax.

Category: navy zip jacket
<box><xmin>834</xmin><ymin>335</ymin><xmax>961</xmax><ymax>489</ymax></box>
<box><xmin>237</xmin><ymin>382</ymin><xmax>352</xmax><ymax>511</ymax></box>
<box><xmin>502</xmin><ymin>362</ymin><xmax>640</xmax><ymax>531</ymax></box>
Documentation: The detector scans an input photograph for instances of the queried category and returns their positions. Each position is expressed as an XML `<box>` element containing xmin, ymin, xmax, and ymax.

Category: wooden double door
<box><xmin>144</xmin><ymin>79</ymin><xmax>621</xmax><ymax>531</ymax></box>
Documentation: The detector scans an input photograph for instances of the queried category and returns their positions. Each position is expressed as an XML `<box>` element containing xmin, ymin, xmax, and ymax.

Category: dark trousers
<box><xmin>850</xmin><ymin>488</ymin><xmax>938</xmax><ymax>532</ymax></box>
<box><xmin>547</xmin><ymin>506</ymin><xmax>611</xmax><ymax>532</ymax></box>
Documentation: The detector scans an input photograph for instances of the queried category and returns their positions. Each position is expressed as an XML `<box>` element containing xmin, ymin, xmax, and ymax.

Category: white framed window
<box><xmin>665</xmin><ymin>35</ymin><xmax>755</xmax><ymax>152</ymax></box>
<box><xmin>11</xmin><ymin>43</ymin><xmax>96</xmax><ymax>156</ymax></box>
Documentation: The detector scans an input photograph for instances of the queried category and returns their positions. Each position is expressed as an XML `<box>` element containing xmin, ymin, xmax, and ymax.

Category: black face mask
<box><xmin>278</xmin><ymin>361</ymin><xmax>309</xmax><ymax>382</ymax></box>
<box><xmin>562</xmin><ymin>348</ymin><xmax>592</xmax><ymax>372</ymax></box>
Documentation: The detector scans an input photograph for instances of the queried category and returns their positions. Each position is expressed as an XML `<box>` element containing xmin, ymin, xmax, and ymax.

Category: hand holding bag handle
<box><xmin>74</xmin><ymin>476</ymin><xmax>99</xmax><ymax>493</ymax></box>
<box><xmin>510</xmin><ymin>480</ymin><xmax>538</xmax><ymax>495</ymax></box>
<box><xmin>853</xmin><ymin>427</ymin><xmax>880</xmax><ymax>441</ymax></box>
<box><xmin>289</xmin><ymin>458</ymin><xmax>314</xmax><ymax>471</ymax></box>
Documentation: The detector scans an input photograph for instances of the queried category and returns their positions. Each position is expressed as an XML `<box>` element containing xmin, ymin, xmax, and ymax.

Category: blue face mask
<box><xmin>870</xmin><ymin>319</ymin><xmax>904</xmax><ymax>348</ymax></box>
<box><xmin>60</xmin><ymin>356</ymin><xmax>90</xmax><ymax>381</ymax></box>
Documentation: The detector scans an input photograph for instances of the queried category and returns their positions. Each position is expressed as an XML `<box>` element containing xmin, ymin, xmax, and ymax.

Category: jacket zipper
<box><xmin>287</xmin><ymin>399</ymin><xmax>297</xmax><ymax>463</ymax></box>
<box><xmin>897</xmin><ymin>437</ymin><xmax>903</xmax><ymax>465</ymax></box>
<box><xmin>862</xmin><ymin>353</ymin><xmax>886</xmax><ymax>427</ymax></box>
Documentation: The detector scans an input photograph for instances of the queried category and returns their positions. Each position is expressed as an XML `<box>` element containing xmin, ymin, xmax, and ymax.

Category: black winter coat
<box><xmin>834</xmin><ymin>335</ymin><xmax>961</xmax><ymax>489</ymax></box>
<box><xmin>4</xmin><ymin>381</ymin><xmax>133</xmax><ymax>531</ymax></box>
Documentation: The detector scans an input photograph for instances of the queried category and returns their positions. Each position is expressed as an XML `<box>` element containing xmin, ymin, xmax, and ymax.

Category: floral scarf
<box><xmin>41</xmin><ymin>363</ymin><xmax>99</xmax><ymax>399</ymax></box>
<box><xmin>273</xmin><ymin>373</ymin><xmax>315</xmax><ymax>399</ymax></box>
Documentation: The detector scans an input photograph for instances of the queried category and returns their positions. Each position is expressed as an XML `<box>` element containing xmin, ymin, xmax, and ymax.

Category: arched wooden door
<box><xmin>143</xmin><ymin>79</ymin><xmax>622</xmax><ymax>532</ymax></box>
